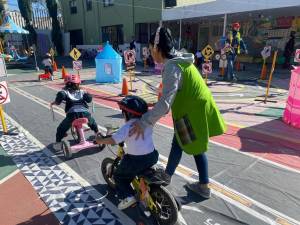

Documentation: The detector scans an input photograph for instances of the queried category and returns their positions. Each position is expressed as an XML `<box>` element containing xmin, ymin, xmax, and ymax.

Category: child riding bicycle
<box><xmin>50</xmin><ymin>74</ymin><xmax>99</xmax><ymax>149</ymax></box>
<box><xmin>95</xmin><ymin>95</ymin><xmax>159</xmax><ymax>210</ymax></box>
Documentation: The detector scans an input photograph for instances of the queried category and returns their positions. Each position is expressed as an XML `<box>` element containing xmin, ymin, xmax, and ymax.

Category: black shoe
<box><xmin>155</xmin><ymin>169</ymin><xmax>171</xmax><ymax>186</ymax></box>
<box><xmin>186</xmin><ymin>182</ymin><xmax>211</xmax><ymax>198</ymax></box>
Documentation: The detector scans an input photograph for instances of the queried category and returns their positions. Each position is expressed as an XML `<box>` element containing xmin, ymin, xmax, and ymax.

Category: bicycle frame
<box><xmin>116</xmin><ymin>145</ymin><xmax>157</xmax><ymax>212</ymax></box>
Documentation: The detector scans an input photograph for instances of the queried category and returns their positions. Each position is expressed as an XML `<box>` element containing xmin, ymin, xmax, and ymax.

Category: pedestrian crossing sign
<box><xmin>201</xmin><ymin>45</ymin><xmax>214</xmax><ymax>60</ymax></box>
<box><xmin>69</xmin><ymin>48</ymin><xmax>81</xmax><ymax>61</ymax></box>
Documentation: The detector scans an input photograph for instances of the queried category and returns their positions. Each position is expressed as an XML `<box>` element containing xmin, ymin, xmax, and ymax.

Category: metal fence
<box><xmin>9</xmin><ymin>10</ymin><xmax>63</xmax><ymax>30</ymax></box>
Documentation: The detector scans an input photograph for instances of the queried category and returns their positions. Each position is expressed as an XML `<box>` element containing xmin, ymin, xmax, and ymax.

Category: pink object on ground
<box><xmin>283</xmin><ymin>66</ymin><xmax>300</xmax><ymax>128</ymax></box>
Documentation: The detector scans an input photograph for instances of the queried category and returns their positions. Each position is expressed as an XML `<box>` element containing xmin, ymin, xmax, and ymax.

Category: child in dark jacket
<box><xmin>50</xmin><ymin>74</ymin><xmax>99</xmax><ymax>148</ymax></box>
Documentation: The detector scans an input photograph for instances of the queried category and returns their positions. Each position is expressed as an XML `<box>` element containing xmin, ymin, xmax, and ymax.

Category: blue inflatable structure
<box><xmin>95</xmin><ymin>42</ymin><xmax>122</xmax><ymax>83</ymax></box>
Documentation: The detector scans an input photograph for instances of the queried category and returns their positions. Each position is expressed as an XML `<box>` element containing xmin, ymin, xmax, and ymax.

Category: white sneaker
<box><xmin>118</xmin><ymin>196</ymin><xmax>136</xmax><ymax>210</ymax></box>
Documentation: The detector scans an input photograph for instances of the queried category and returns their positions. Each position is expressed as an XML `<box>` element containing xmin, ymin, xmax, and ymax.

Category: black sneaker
<box><xmin>186</xmin><ymin>182</ymin><xmax>211</xmax><ymax>198</ymax></box>
<box><xmin>155</xmin><ymin>169</ymin><xmax>171</xmax><ymax>186</ymax></box>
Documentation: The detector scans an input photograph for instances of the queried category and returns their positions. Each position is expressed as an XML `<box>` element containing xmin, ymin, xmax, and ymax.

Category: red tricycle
<box><xmin>38</xmin><ymin>68</ymin><xmax>53</xmax><ymax>81</ymax></box>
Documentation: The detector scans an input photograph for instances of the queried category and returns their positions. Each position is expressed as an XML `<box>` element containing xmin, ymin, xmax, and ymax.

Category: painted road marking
<box><xmin>10</xmin><ymin>86</ymin><xmax>300</xmax><ymax>225</ymax></box>
<box><xmin>14</xmin><ymin>85</ymin><xmax>300</xmax><ymax>175</ymax></box>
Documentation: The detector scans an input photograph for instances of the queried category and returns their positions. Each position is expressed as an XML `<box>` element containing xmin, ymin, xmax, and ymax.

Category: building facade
<box><xmin>60</xmin><ymin>0</ymin><xmax>300</xmax><ymax>63</ymax></box>
<box><xmin>60</xmin><ymin>0</ymin><xmax>163</xmax><ymax>48</ymax></box>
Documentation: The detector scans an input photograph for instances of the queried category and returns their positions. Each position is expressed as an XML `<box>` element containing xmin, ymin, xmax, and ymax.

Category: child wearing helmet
<box><xmin>50</xmin><ymin>74</ymin><xmax>99</xmax><ymax>148</ymax></box>
<box><xmin>42</xmin><ymin>53</ymin><xmax>53</xmax><ymax>78</ymax></box>
<box><xmin>95</xmin><ymin>95</ymin><xmax>158</xmax><ymax>210</ymax></box>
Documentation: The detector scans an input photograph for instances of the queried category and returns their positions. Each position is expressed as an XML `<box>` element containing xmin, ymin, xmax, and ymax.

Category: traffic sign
<box><xmin>0</xmin><ymin>81</ymin><xmax>10</xmax><ymax>105</ymax></box>
<box><xmin>261</xmin><ymin>46</ymin><xmax>272</xmax><ymax>59</ymax></box>
<box><xmin>73</xmin><ymin>60</ymin><xmax>82</xmax><ymax>71</ymax></box>
<box><xmin>221</xmin><ymin>54</ymin><xmax>227</xmax><ymax>60</ymax></box>
<box><xmin>49</xmin><ymin>48</ymin><xmax>55</xmax><ymax>56</ymax></box>
<box><xmin>69</xmin><ymin>48</ymin><xmax>81</xmax><ymax>61</ymax></box>
<box><xmin>294</xmin><ymin>49</ymin><xmax>300</xmax><ymax>63</ymax></box>
<box><xmin>202</xmin><ymin>62</ymin><xmax>212</xmax><ymax>74</ymax></box>
<box><xmin>201</xmin><ymin>45</ymin><xmax>214</xmax><ymax>60</ymax></box>
<box><xmin>142</xmin><ymin>47</ymin><xmax>150</xmax><ymax>59</ymax></box>
<box><xmin>124</xmin><ymin>50</ymin><xmax>136</xmax><ymax>65</ymax></box>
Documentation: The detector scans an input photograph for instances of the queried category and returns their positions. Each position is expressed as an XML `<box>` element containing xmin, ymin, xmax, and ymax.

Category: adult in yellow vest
<box><xmin>130</xmin><ymin>27</ymin><xmax>226</xmax><ymax>198</ymax></box>
<box><xmin>224</xmin><ymin>22</ymin><xmax>248</xmax><ymax>82</ymax></box>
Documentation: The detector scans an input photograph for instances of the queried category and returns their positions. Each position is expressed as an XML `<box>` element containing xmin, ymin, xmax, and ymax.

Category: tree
<box><xmin>0</xmin><ymin>0</ymin><xmax>7</xmax><ymax>52</ymax></box>
<box><xmin>46</xmin><ymin>0</ymin><xmax>63</xmax><ymax>55</ymax></box>
<box><xmin>0</xmin><ymin>0</ymin><xmax>6</xmax><ymax>13</ymax></box>
<box><xmin>17</xmin><ymin>0</ymin><xmax>37</xmax><ymax>45</ymax></box>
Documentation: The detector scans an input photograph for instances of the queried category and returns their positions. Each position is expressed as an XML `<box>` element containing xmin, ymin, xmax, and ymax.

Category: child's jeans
<box><xmin>114</xmin><ymin>150</ymin><xmax>159</xmax><ymax>199</ymax></box>
<box><xmin>56</xmin><ymin>111</ymin><xmax>98</xmax><ymax>142</ymax></box>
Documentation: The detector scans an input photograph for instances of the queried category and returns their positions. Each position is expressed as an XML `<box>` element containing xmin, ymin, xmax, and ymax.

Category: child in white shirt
<box><xmin>42</xmin><ymin>53</ymin><xmax>53</xmax><ymax>77</ymax></box>
<box><xmin>95</xmin><ymin>95</ymin><xmax>158</xmax><ymax>210</ymax></box>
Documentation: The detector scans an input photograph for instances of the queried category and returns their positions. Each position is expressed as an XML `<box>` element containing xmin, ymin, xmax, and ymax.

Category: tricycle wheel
<box><xmin>62</xmin><ymin>139</ymin><xmax>72</xmax><ymax>160</ymax></box>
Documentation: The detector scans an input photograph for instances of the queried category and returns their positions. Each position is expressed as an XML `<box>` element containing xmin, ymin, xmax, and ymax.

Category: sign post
<box><xmin>201</xmin><ymin>45</ymin><xmax>214</xmax><ymax>84</ymax></box>
<box><xmin>69</xmin><ymin>48</ymin><xmax>82</xmax><ymax>76</ymax></box>
<box><xmin>260</xmin><ymin>46</ymin><xmax>272</xmax><ymax>80</ymax></box>
<box><xmin>0</xmin><ymin>81</ymin><xmax>17</xmax><ymax>135</ymax></box>
<box><xmin>255</xmin><ymin>51</ymin><xmax>278</xmax><ymax>103</ymax></box>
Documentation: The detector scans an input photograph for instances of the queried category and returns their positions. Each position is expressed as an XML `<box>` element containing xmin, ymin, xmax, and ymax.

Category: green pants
<box><xmin>56</xmin><ymin>111</ymin><xmax>98</xmax><ymax>142</ymax></box>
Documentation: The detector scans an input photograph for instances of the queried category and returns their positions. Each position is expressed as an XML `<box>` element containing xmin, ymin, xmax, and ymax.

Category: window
<box><xmin>103</xmin><ymin>0</ymin><xmax>114</xmax><ymax>7</ymax></box>
<box><xmin>102</xmin><ymin>25</ymin><xmax>124</xmax><ymax>46</ymax></box>
<box><xmin>212</xmin><ymin>25</ymin><xmax>219</xmax><ymax>36</ymax></box>
<box><xmin>69</xmin><ymin>0</ymin><xmax>77</xmax><ymax>14</ymax></box>
<box><xmin>136</xmin><ymin>23</ymin><xmax>149</xmax><ymax>44</ymax></box>
<box><xmin>86</xmin><ymin>0</ymin><xmax>92</xmax><ymax>11</ymax></box>
<box><xmin>164</xmin><ymin>0</ymin><xmax>177</xmax><ymax>8</ymax></box>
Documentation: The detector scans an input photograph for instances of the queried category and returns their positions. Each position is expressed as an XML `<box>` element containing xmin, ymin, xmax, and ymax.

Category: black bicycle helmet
<box><xmin>118</xmin><ymin>95</ymin><xmax>148</xmax><ymax>120</ymax></box>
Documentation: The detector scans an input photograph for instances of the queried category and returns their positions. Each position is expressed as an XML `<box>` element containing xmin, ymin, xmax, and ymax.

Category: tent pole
<box><xmin>25</xmin><ymin>34</ymin><xmax>39</xmax><ymax>71</ymax></box>
<box><xmin>223</xmin><ymin>13</ymin><xmax>227</xmax><ymax>37</ymax></box>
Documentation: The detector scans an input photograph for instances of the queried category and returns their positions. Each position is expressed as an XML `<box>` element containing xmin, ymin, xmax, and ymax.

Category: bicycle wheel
<box><xmin>150</xmin><ymin>185</ymin><xmax>178</xmax><ymax>225</ymax></box>
<box><xmin>101</xmin><ymin>158</ymin><xmax>116</xmax><ymax>189</ymax></box>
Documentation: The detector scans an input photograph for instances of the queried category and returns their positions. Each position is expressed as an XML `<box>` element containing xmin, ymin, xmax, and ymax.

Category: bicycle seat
<box><xmin>72</xmin><ymin>118</ymin><xmax>88</xmax><ymax>128</ymax></box>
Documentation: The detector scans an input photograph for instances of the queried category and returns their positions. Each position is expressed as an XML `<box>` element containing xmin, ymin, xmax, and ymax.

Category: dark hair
<box><xmin>64</xmin><ymin>82</ymin><xmax>80</xmax><ymax>92</ymax></box>
<box><xmin>149</xmin><ymin>27</ymin><xmax>175</xmax><ymax>59</ymax></box>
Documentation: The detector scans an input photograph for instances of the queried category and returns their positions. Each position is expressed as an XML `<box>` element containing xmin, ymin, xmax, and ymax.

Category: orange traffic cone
<box><xmin>235</xmin><ymin>60</ymin><xmax>240</xmax><ymax>71</ymax></box>
<box><xmin>61</xmin><ymin>65</ymin><xmax>67</xmax><ymax>79</ymax></box>
<box><xmin>157</xmin><ymin>82</ymin><xmax>163</xmax><ymax>100</ymax></box>
<box><xmin>121</xmin><ymin>77</ymin><xmax>129</xmax><ymax>96</ymax></box>
<box><xmin>220</xmin><ymin>67</ymin><xmax>225</xmax><ymax>76</ymax></box>
<box><xmin>260</xmin><ymin>63</ymin><xmax>267</xmax><ymax>80</ymax></box>
<box><xmin>53</xmin><ymin>61</ymin><xmax>58</xmax><ymax>72</ymax></box>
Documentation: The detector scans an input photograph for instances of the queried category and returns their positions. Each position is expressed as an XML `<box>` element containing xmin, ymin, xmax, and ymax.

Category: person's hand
<box><xmin>50</xmin><ymin>102</ymin><xmax>56</xmax><ymax>108</ymax></box>
<box><xmin>129</xmin><ymin>121</ymin><xmax>145</xmax><ymax>140</ymax></box>
<box><xmin>245</xmin><ymin>50</ymin><xmax>248</xmax><ymax>54</ymax></box>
